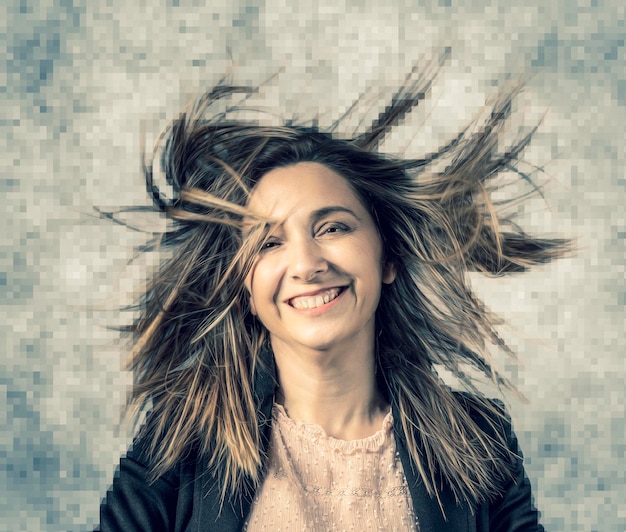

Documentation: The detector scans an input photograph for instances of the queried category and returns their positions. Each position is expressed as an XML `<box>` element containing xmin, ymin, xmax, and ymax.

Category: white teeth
<box><xmin>291</xmin><ymin>288</ymin><xmax>341</xmax><ymax>310</ymax></box>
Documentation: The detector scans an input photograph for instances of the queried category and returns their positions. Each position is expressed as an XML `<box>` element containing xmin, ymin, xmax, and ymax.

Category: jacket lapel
<box><xmin>392</xmin><ymin>404</ymin><xmax>471</xmax><ymax>532</ymax></box>
<box><xmin>194</xmin><ymin>348</ymin><xmax>278</xmax><ymax>531</ymax></box>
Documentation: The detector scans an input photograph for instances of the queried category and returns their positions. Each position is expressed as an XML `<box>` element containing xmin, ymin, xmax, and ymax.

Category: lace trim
<box><xmin>300</xmin><ymin>483</ymin><xmax>409</xmax><ymax>498</ymax></box>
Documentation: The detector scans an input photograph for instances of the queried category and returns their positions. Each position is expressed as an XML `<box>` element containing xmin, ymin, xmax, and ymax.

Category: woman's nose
<box><xmin>286</xmin><ymin>237</ymin><xmax>328</xmax><ymax>281</ymax></box>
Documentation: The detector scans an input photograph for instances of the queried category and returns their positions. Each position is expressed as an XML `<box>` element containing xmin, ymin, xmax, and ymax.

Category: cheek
<box><xmin>246</xmin><ymin>262</ymin><xmax>275</xmax><ymax>318</ymax></box>
<box><xmin>249</xmin><ymin>294</ymin><xmax>257</xmax><ymax>316</ymax></box>
<box><xmin>352</xmin><ymin>238</ymin><xmax>386</xmax><ymax>277</ymax></box>
<box><xmin>244</xmin><ymin>270</ymin><xmax>258</xmax><ymax>316</ymax></box>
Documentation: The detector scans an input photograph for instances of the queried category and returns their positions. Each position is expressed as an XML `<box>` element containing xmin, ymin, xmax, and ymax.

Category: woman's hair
<box><xmin>120</xmin><ymin>69</ymin><xmax>569</xmax><ymax>509</ymax></box>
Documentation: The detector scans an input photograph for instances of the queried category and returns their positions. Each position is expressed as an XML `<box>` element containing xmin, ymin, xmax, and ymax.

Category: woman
<box><xmin>99</xmin><ymin>73</ymin><xmax>568</xmax><ymax>531</ymax></box>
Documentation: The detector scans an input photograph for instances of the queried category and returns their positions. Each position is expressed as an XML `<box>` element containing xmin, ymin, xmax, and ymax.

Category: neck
<box><xmin>270</xmin><ymin>337</ymin><xmax>388</xmax><ymax>440</ymax></box>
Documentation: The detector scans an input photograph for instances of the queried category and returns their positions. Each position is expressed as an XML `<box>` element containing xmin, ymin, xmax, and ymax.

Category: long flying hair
<box><xmin>120</xmin><ymin>67</ymin><xmax>569</xmax><ymax>509</ymax></box>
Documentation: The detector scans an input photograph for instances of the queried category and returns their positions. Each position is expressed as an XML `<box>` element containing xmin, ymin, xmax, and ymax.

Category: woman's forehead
<box><xmin>246</xmin><ymin>162</ymin><xmax>367</xmax><ymax>219</ymax></box>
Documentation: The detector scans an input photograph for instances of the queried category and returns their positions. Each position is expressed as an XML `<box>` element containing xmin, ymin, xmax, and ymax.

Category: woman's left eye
<box><xmin>318</xmin><ymin>223</ymin><xmax>350</xmax><ymax>235</ymax></box>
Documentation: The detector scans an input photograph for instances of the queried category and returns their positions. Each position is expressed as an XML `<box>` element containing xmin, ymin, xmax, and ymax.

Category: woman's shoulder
<box><xmin>114</xmin><ymin>405</ymin><xmax>202</xmax><ymax>491</ymax></box>
<box><xmin>98</xmin><ymin>414</ymin><xmax>200</xmax><ymax>531</ymax></box>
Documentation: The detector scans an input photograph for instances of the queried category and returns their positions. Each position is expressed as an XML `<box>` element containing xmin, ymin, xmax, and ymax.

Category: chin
<box><xmin>296</xmin><ymin>339</ymin><xmax>335</xmax><ymax>352</ymax></box>
<box><xmin>270</xmin><ymin>334</ymin><xmax>337</xmax><ymax>354</ymax></box>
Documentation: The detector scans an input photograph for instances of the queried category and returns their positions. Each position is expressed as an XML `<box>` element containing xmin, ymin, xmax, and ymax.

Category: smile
<box><xmin>289</xmin><ymin>287</ymin><xmax>344</xmax><ymax>310</ymax></box>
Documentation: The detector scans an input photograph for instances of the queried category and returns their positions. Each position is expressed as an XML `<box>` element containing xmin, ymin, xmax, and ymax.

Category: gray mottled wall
<box><xmin>2</xmin><ymin>1</ymin><xmax>624</xmax><ymax>530</ymax></box>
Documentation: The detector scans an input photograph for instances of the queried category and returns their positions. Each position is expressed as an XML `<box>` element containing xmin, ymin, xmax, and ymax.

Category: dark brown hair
<box><xmin>119</xmin><ymin>69</ymin><xmax>569</xmax><ymax>509</ymax></box>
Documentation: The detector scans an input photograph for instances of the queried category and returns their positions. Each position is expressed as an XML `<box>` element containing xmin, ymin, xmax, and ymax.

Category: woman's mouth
<box><xmin>289</xmin><ymin>287</ymin><xmax>344</xmax><ymax>310</ymax></box>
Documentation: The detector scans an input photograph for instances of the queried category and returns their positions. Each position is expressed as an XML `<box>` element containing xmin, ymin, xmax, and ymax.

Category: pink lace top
<box><xmin>244</xmin><ymin>404</ymin><xmax>419</xmax><ymax>531</ymax></box>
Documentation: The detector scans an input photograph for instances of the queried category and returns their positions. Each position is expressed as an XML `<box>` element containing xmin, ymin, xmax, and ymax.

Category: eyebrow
<box><xmin>310</xmin><ymin>206</ymin><xmax>362</xmax><ymax>222</ymax></box>
<box><xmin>241</xmin><ymin>219</ymin><xmax>265</xmax><ymax>237</ymax></box>
<box><xmin>242</xmin><ymin>205</ymin><xmax>361</xmax><ymax>236</ymax></box>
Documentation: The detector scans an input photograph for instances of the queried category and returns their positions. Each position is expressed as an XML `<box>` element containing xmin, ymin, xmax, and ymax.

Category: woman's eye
<box><xmin>319</xmin><ymin>223</ymin><xmax>350</xmax><ymax>235</ymax></box>
<box><xmin>260</xmin><ymin>240</ymin><xmax>280</xmax><ymax>252</ymax></box>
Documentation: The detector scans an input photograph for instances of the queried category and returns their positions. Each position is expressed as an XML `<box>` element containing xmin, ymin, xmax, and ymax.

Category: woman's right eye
<box><xmin>260</xmin><ymin>240</ymin><xmax>280</xmax><ymax>252</ymax></box>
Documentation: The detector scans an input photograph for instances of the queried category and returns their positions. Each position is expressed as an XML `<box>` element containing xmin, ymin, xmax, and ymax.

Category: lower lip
<box><xmin>289</xmin><ymin>288</ymin><xmax>346</xmax><ymax>316</ymax></box>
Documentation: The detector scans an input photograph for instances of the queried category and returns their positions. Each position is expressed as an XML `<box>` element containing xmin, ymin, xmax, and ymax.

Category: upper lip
<box><xmin>284</xmin><ymin>285</ymin><xmax>346</xmax><ymax>303</ymax></box>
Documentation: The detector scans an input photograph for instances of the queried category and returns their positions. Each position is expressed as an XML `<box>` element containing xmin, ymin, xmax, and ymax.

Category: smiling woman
<box><xmin>245</xmin><ymin>163</ymin><xmax>393</xmax><ymax>358</ymax></box>
<box><xmin>98</xmin><ymin>72</ymin><xmax>569</xmax><ymax>531</ymax></box>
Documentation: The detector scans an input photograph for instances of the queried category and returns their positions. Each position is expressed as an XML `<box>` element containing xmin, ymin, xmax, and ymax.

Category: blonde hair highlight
<box><xmin>117</xmin><ymin>68</ymin><xmax>570</xmax><ymax>509</ymax></box>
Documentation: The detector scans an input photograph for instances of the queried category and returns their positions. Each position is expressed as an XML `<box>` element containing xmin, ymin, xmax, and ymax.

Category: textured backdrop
<box><xmin>2</xmin><ymin>1</ymin><xmax>624</xmax><ymax>530</ymax></box>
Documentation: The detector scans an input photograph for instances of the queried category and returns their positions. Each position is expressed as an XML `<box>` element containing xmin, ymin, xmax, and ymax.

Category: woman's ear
<box><xmin>382</xmin><ymin>262</ymin><xmax>396</xmax><ymax>284</ymax></box>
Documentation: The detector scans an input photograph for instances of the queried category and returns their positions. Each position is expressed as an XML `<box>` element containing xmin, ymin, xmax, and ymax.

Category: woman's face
<box><xmin>244</xmin><ymin>162</ymin><xmax>395</xmax><ymax>355</ymax></box>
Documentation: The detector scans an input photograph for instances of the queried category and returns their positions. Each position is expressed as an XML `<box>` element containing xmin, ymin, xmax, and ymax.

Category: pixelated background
<box><xmin>2</xmin><ymin>1</ymin><xmax>624</xmax><ymax>530</ymax></box>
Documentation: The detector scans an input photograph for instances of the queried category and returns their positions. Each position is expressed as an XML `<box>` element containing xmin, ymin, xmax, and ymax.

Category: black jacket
<box><xmin>99</xmin><ymin>355</ymin><xmax>544</xmax><ymax>531</ymax></box>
